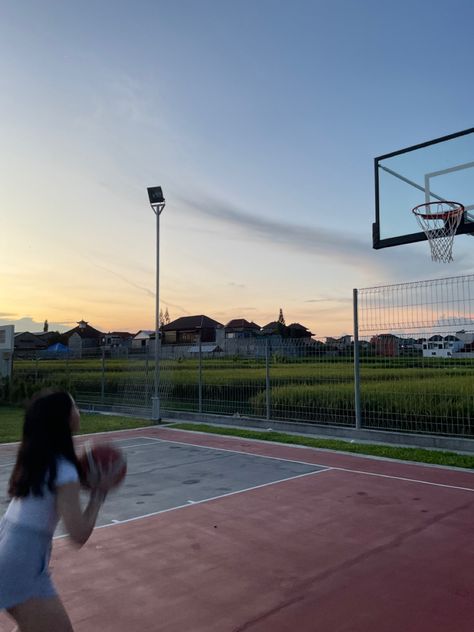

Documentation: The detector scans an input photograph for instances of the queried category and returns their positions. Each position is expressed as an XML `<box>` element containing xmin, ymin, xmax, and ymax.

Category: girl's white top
<box><xmin>4</xmin><ymin>457</ymin><xmax>79</xmax><ymax>536</ymax></box>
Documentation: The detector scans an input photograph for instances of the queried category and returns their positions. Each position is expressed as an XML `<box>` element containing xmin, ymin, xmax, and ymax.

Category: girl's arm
<box><xmin>57</xmin><ymin>483</ymin><xmax>106</xmax><ymax>547</ymax></box>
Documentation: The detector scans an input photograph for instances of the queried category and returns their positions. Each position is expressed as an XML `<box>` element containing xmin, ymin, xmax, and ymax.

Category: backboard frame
<box><xmin>373</xmin><ymin>127</ymin><xmax>474</xmax><ymax>250</ymax></box>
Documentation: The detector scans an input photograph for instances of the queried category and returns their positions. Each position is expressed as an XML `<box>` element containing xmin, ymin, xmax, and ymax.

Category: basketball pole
<box><xmin>147</xmin><ymin>187</ymin><xmax>166</xmax><ymax>423</ymax></box>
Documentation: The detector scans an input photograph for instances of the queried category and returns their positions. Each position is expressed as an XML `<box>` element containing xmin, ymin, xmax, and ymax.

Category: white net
<box><xmin>412</xmin><ymin>202</ymin><xmax>464</xmax><ymax>263</ymax></box>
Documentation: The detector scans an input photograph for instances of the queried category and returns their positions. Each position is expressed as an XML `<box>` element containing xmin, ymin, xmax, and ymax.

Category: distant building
<box><xmin>64</xmin><ymin>320</ymin><xmax>103</xmax><ymax>357</ymax></box>
<box><xmin>224</xmin><ymin>319</ymin><xmax>261</xmax><ymax>339</ymax></box>
<box><xmin>102</xmin><ymin>332</ymin><xmax>134</xmax><ymax>352</ymax></box>
<box><xmin>131</xmin><ymin>330</ymin><xmax>155</xmax><ymax>351</ymax></box>
<box><xmin>370</xmin><ymin>333</ymin><xmax>401</xmax><ymax>357</ymax></box>
<box><xmin>14</xmin><ymin>332</ymin><xmax>47</xmax><ymax>358</ymax></box>
<box><xmin>162</xmin><ymin>315</ymin><xmax>224</xmax><ymax>345</ymax></box>
<box><xmin>421</xmin><ymin>334</ymin><xmax>470</xmax><ymax>358</ymax></box>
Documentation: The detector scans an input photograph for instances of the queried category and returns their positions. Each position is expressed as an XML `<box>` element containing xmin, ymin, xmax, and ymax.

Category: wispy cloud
<box><xmin>305</xmin><ymin>297</ymin><xmax>353</xmax><ymax>303</ymax></box>
<box><xmin>228</xmin><ymin>282</ymin><xmax>246</xmax><ymax>288</ymax></box>
<box><xmin>178</xmin><ymin>193</ymin><xmax>431</xmax><ymax>279</ymax></box>
<box><xmin>82</xmin><ymin>256</ymin><xmax>190</xmax><ymax>315</ymax></box>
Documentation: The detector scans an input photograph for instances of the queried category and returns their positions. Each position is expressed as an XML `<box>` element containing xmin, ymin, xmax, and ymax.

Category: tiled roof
<box><xmin>225</xmin><ymin>319</ymin><xmax>261</xmax><ymax>330</ymax></box>
<box><xmin>162</xmin><ymin>315</ymin><xmax>223</xmax><ymax>331</ymax></box>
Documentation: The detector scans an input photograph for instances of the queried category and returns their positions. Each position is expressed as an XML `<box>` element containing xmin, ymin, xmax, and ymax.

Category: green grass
<box><xmin>0</xmin><ymin>406</ymin><xmax>151</xmax><ymax>443</ymax></box>
<box><xmin>2</xmin><ymin>403</ymin><xmax>473</xmax><ymax>469</ymax></box>
<box><xmin>170</xmin><ymin>422</ymin><xmax>474</xmax><ymax>469</ymax></box>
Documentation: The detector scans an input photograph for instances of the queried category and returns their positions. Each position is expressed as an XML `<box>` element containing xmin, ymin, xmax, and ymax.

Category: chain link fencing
<box><xmin>3</xmin><ymin>274</ymin><xmax>474</xmax><ymax>439</ymax></box>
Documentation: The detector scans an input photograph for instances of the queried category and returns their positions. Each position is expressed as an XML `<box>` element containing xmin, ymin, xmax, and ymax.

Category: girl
<box><xmin>0</xmin><ymin>390</ymin><xmax>117</xmax><ymax>632</ymax></box>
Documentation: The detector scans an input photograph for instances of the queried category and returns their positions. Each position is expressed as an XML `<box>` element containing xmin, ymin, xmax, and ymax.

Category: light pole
<box><xmin>147</xmin><ymin>186</ymin><xmax>166</xmax><ymax>422</ymax></box>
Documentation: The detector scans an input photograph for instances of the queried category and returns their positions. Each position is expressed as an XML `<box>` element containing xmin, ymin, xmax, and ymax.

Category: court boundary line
<box><xmin>332</xmin><ymin>467</ymin><xmax>474</xmax><ymax>492</ymax></box>
<box><xmin>141</xmin><ymin>435</ymin><xmax>474</xmax><ymax>492</ymax></box>
<box><xmin>53</xmin><ymin>467</ymin><xmax>331</xmax><ymax>539</ymax></box>
<box><xmin>162</xmin><ymin>426</ymin><xmax>474</xmax><ymax>472</ymax></box>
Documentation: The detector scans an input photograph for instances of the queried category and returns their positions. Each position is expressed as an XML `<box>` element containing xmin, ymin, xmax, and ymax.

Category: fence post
<box><xmin>198</xmin><ymin>333</ymin><xmax>203</xmax><ymax>413</ymax></box>
<box><xmin>353</xmin><ymin>288</ymin><xmax>362</xmax><ymax>430</ymax></box>
<box><xmin>101</xmin><ymin>348</ymin><xmax>105</xmax><ymax>404</ymax></box>
<box><xmin>35</xmin><ymin>355</ymin><xmax>38</xmax><ymax>382</ymax></box>
<box><xmin>66</xmin><ymin>355</ymin><xmax>71</xmax><ymax>391</ymax></box>
<box><xmin>145</xmin><ymin>346</ymin><xmax>149</xmax><ymax>406</ymax></box>
<box><xmin>265</xmin><ymin>338</ymin><xmax>271</xmax><ymax>421</ymax></box>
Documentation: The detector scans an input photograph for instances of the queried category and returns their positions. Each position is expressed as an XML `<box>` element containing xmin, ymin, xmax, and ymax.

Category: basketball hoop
<box><xmin>412</xmin><ymin>201</ymin><xmax>464</xmax><ymax>263</ymax></box>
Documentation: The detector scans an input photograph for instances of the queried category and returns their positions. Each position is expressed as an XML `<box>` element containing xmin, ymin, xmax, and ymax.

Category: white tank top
<box><xmin>5</xmin><ymin>457</ymin><xmax>79</xmax><ymax>535</ymax></box>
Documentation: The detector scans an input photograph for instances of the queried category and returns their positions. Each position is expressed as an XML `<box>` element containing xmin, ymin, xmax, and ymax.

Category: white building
<box><xmin>422</xmin><ymin>331</ymin><xmax>474</xmax><ymax>358</ymax></box>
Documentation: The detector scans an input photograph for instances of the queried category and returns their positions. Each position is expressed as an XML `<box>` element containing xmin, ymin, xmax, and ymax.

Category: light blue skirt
<box><xmin>0</xmin><ymin>518</ymin><xmax>57</xmax><ymax>610</ymax></box>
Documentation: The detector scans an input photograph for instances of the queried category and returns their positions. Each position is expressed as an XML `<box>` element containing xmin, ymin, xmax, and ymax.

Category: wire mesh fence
<box><xmin>3</xmin><ymin>273</ymin><xmax>474</xmax><ymax>439</ymax></box>
<box><xmin>357</xmin><ymin>274</ymin><xmax>474</xmax><ymax>437</ymax></box>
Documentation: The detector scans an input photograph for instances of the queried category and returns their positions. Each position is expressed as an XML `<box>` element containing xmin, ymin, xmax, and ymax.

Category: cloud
<box><xmin>80</xmin><ymin>256</ymin><xmax>190</xmax><ymax>315</ymax></box>
<box><xmin>305</xmin><ymin>297</ymin><xmax>353</xmax><ymax>303</ymax></box>
<box><xmin>228</xmin><ymin>282</ymin><xmax>246</xmax><ymax>288</ymax></box>
<box><xmin>0</xmin><ymin>317</ymin><xmax>72</xmax><ymax>333</ymax></box>
<box><xmin>178</xmin><ymin>193</ymin><xmax>432</xmax><ymax>280</ymax></box>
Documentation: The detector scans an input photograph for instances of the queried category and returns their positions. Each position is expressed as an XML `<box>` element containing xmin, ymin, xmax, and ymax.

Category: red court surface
<box><xmin>1</xmin><ymin>426</ymin><xmax>473</xmax><ymax>631</ymax></box>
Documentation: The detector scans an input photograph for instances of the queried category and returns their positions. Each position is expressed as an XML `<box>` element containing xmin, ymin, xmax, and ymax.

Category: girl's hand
<box><xmin>83</xmin><ymin>443</ymin><xmax>126</xmax><ymax>492</ymax></box>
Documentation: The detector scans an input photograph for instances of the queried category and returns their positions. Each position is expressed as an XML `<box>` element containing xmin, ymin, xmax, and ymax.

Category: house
<box><xmin>162</xmin><ymin>315</ymin><xmax>224</xmax><ymax>345</ymax></box>
<box><xmin>101</xmin><ymin>332</ymin><xmax>134</xmax><ymax>352</ymax></box>
<box><xmin>224</xmin><ymin>319</ymin><xmax>261</xmax><ymax>339</ymax></box>
<box><xmin>325</xmin><ymin>335</ymin><xmax>352</xmax><ymax>351</ymax></box>
<box><xmin>13</xmin><ymin>332</ymin><xmax>47</xmax><ymax>358</ymax></box>
<box><xmin>64</xmin><ymin>320</ymin><xmax>103</xmax><ymax>357</ymax></box>
<box><xmin>286</xmin><ymin>323</ymin><xmax>313</xmax><ymax>339</ymax></box>
<box><xmin>131</xmin><ymin>330</ymin><xmax>155</xmax><ymax>351</ymax></box>
<box><xmin>422</xmin><ymin>334</ymin><xmax>466</xmax><ymax>358</ymax></box>
<box><xmin>370</xmin><ymin>333</ymin><xmax>402</xmax><ymax>357</ymax></box>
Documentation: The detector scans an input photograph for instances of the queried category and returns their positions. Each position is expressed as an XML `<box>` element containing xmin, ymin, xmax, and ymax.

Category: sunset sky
<box><xmin>2</xmin><ymin>0</ymin><xmax>474</xmax><ymax>338</ymax></box>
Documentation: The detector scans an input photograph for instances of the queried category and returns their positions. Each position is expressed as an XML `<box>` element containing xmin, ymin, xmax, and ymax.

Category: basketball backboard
<box><xmin>373</xmin><ymin>127</ymin><xmax>474</xmax><ymax>250</ymax></box>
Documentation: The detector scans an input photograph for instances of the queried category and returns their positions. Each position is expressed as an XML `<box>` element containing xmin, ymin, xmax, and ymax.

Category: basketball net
<box><xmin>412</xmin><ymin>201</ymin><xmax>464</xmax><ymax>263</ymax></box>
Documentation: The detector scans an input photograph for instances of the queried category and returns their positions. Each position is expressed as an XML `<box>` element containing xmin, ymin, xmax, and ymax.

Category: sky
<box><xmin>1</xmin><ymin>0</ymin><xmax>474</xmax><ymax>338</ymax></box>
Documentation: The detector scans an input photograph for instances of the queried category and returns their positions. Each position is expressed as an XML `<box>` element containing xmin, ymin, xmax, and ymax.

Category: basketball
<box><xmin>79</xmin><ymin>443</ymin><xmax>127</xmax><ymax>490</ymax></box>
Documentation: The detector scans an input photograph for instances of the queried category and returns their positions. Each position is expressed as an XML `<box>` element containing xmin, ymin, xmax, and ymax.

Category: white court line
<box><xmin>53</xmin><ymin>467</ymin><xmax>331</xmax><ymax>538</ymax></box>
<box><xmin>332</xmin><ymin>467</ymin><xmax>474</xmax><ymax>493</ymax></box>
<box><xmin>141</xmin><ymin>435</ymin><xmax>474</xmax><ymax>493</ymax></box>
<box><xmin>164</xmin><ymin>426</ymin><xmax>474</xmax><ymax>472</ymax></box>
<box><xmin>141</xmin><ymin>435</ymin><xmax>327</xmax><ymax>469</ymax></box>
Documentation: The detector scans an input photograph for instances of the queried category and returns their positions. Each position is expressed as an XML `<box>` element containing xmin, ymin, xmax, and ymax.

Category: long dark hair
<box><xmin>8</xmin><ymin>390</ymin><xmax>81</xmax><ymax>497</ymax></box>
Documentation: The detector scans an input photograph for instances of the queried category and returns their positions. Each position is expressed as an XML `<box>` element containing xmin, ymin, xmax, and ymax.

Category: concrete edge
<box><xmin>161</xmin><ymin>410</ymin><xmax>474</xmax><ymax>454</ymax></box>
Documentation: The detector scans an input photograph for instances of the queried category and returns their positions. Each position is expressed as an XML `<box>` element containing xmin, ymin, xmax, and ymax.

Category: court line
<box><xmin>53</xmin><ymin>467</ymin><xmax>331</xmax><ymax>538</ymax></box>
<box><xmin>163</xmin><ymin>426</ymin><xmax>474</xmax><ymax>472</ymax></box>
<box><xmin>142</xmin><ymin>435</ymin><xmax>474</xmax><ymax>493</ymax></box>
<box><xmin>142</xmin><ymin>435</ymin><xmax>329</xmax><ymax>469</ymax></box>
<box><xmin>332</xmin><ymin>467</ymin><xmax>474</xmax><ymax>493</ymax></box>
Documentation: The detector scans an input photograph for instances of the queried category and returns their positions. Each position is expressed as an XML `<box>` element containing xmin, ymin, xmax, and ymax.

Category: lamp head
<box><xmin>147</xmin><ymin>186</ymin><xmax>165</xmax><ymax>207</ymax></box>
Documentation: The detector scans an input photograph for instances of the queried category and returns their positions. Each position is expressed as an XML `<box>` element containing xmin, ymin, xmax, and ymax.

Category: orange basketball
<box><xmin>78</xmin><ymin>443</ymin><xmax>127</xmax><ymax>490</ymax></box>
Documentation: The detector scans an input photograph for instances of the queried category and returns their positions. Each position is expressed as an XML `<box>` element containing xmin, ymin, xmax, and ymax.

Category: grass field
<box><xmin>0</xmin><ymin>406</ymin><xmax>150</xmax><ymax>443</ymax></box>
<box><xmin>1</xmin><ymin>405</ymin><xmax>472</xmax><ymax>469</ymax></box>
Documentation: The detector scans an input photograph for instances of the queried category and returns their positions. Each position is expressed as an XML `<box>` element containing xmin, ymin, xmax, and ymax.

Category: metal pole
<box><xmin>198</xmin><ymin>331</ymin><xmax>202</xmax><ymax>413</ymax></box>
<box><xmin>265</xmin><ymin>338</ymin><xmax>271</xmax><ymax>421</ymax></box>
<box><xmin>101</xmin><ymin>347</ymin><xmax>105</xmax><ymax>404</ymax></box>
<box><xmin>353</xmin><ymin>288</ymin><xmax>362</xmax><ymax>430</ymax></box>
<box><xmin>152</xmin><ymin>208</ymin><xmax>161</xmax><ymax>422</ymax></box>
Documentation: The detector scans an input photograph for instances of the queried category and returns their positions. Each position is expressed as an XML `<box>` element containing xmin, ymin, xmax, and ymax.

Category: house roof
<box><xmin>288</xmin><ymin>323</ymin><xmax>313</xmax><ymax>335</ymax></box>
<box><xmin>162</xmin><ymin>315</ymin><xmax>223</xmax><ymax>331</ymax></box>
<box><xmin>64</xmin><ymin>323</ymin><xmax>103</xmax><ymax>339</ymax></box>
<box><xmin>262</xmin><ymin>321</ymin><xmax>280</xmax><ymax>331</ymax></box>
<box><xmin>225</xmin><ymin>319</ymin><xmax>261</xmax><ymax>330</ymax></box>
<box><xmin>105</xmin><ymin>332</ymin><xmax>134</xmax><ymax>339</ymax></box>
